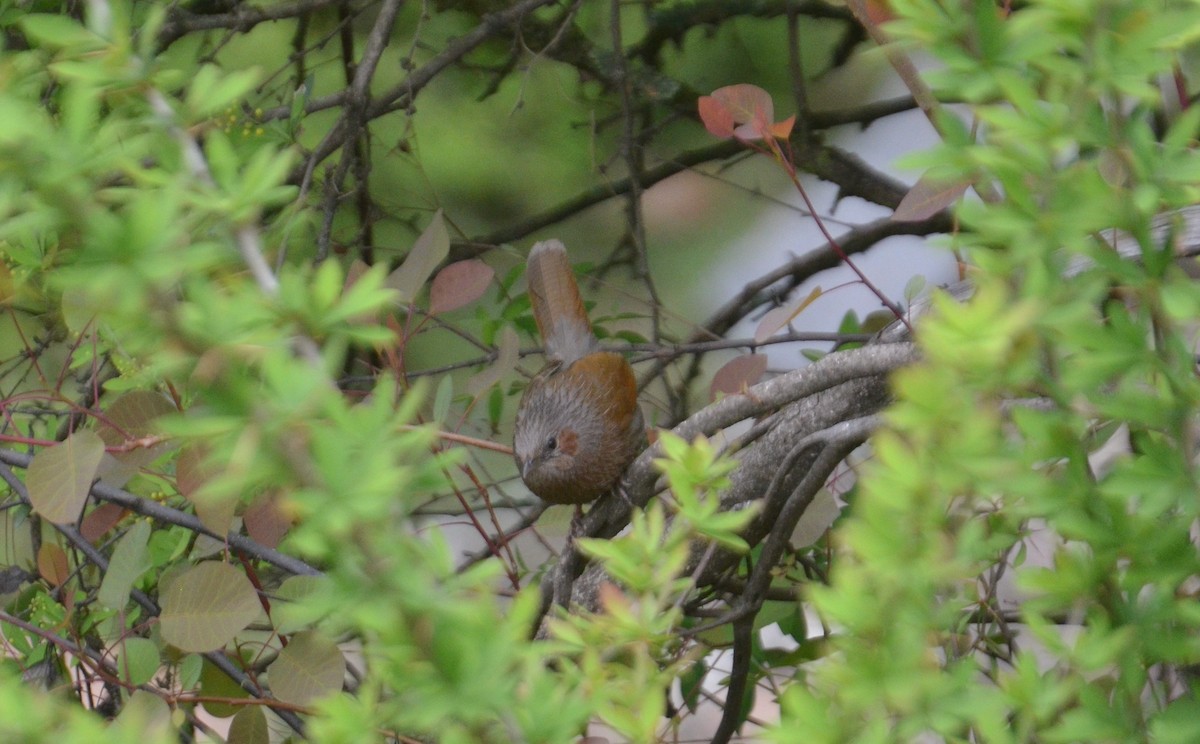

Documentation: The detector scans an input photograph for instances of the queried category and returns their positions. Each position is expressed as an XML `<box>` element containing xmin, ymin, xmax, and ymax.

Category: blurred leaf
<box><xmin>185</xmin><ymin>66</ymin><xmax>260</xmax><ymax>119</ymax></box>
<box><xmin>160</xmin><ymin>562</ymin><xmax>260</xmax><ymax>652</ymax></box>
<box><xmin>115</xmin><ymin>690</ymin><xmax>172</xmax><ymax>741</ymax></box>
<box><xmin>267</xmin><ymin>631</ymin><xmax>345</xmax><ymax>706</ymax></box>
<box><xmin>698</xmin><ymin>94</ymin><xmax>735</xmax><ymax>138</ymax></box>
<box><xmin>679</xmin><ymin>659</ymin><xmax>706</xmax><ymax>713</ymax></box>
<box><xmin>273</xmin><ymin>575</ymin><xmax>328</xmax><ymax>635</ymax></box>
<box><xmin>755</xmin><ymin>286</ymin><xmax>823</xmax><ymax>343</ymax></box>
<box><xmin>18</xmin><ymin>14</ymin><xmax>101</xmax><ymax>50</ymax></box>
<box><xmin>467</xmin><ymin>325</ymin><xmax>519</xmax><ymax>396</ymax></box>
<box><xmin>27</xmin><ymin>430</ymin><xmax>105</xmax><ymax>525</ymax></box>
<box><xmin>386</xmin><ymin>210</ymin><xmax>449</xmax><ymax>302</ymax></box>
<box><xmin>710</xmin><ymin>353</ymin><xmax>768</xmax><ymax>401</ymax></box>
<box><xmin>903</xmin><ymin>274</ymin><xmax>927</xmax><ymax>303</ymax></box>
<box><xmin>95</xmin><ymin>391</ymin><xmax>176</xmax><ymax>487</ymax></box>
<box><xmin>175</xmin><ymin>444</ymin><xmax>212</xmax><ymax>501</ymax></box>
<box><xmin>893</xmin><ymin>172</ymin><xmax>969</xmax><ymax>222</ymax></box>
<box><xmin>243</xmin><ymin>492</ymin><xmax>291</xmax><ymax>549</ymax></box>
<box><xmin>176</xmin><ymin>654</ymin><xmax>203</xmax><ymax>691</ymax></box>
<box><xmin>791</xmin><ymin>488</ymin><xmax>840</xmax><ymax>547</ymax></box>
<box><xmin>177</xmin><ymin>445</ymin><xmax>235</xmax><ymax>535</ymax></box>
<box><xmin>429</xmin><ymin>259</ymin><xmax>494</xmax><ymax>315</ymax></box>
<box><xmin>433</xmin><ymin>375</ymin><xmax>453</xmax><ymax>425</ymax></box>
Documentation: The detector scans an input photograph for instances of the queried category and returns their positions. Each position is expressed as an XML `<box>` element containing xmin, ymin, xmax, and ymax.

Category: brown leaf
<box><xmin>176</xmin><ymin>443</ymin><xmax>236</xmax><ymax>534</ymax></box>
<box><xmin>95</xmin><ymin>391</ymin><xmax>177</xmax><ymax>488</ymax></box>
<box><xmin>893</xmin><ymin>172</ymin><xmax>970</xmax><ymax>222</ymax></box>
<box><xmin>429</xmin><ymin>259</ymin><xmax>494</xmax><ymax>315</ymax></box>
<box><xmin>385</xmin><ymin>209</ymin><xmax>449</xmax><ymax>302</ymax></box>
<box><xmin>597</xmin><ymin>581</ymin><xmax>632</xmax><ymax>617</ymax></box>
<box><xmin>710</xmin><ymin>353</ymin><xmax>769</xmax><ymax>401</ymax></box>
<box><xmin>754</xmin><ymin>285</ymin><xmax>823</xmax><ymax>343</ymax></box>
<box><xmin>80</xmin><ymin>503</ymin><xmax>127</xmax><ymax>543</ymax></box>
<box><xmin>244</xmin><ymin>492</ymin><xmax>291</xmax><ymax>549</ymax></box>
<box><xmin>37</xmin><ymin>543</ymin><xmax>69</xmax><ymax>587</ymax></box>
<box><xmin>176</xmin><ymin>444</ymin><xmax>213</xmax><ymax>500</ymax></box>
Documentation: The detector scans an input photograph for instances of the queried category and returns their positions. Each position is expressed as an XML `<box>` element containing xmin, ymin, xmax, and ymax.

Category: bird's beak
<box><xmin>519</xmin><ymin>457</ymin><xmax>531</xmax><ymax>479</ymax></box>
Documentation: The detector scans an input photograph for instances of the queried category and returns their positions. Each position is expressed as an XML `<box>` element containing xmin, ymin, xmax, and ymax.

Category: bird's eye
<box><xmin>545</xmin><ymin>435</ymin><xmax>558</xmax><ymax>452</ymax></box>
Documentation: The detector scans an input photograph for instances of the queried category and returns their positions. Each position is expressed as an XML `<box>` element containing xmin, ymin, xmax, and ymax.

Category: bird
<box><xmin>513</xmin><ymin>240</ymin><xmax>644</xmax><ymax>507</ymax></box>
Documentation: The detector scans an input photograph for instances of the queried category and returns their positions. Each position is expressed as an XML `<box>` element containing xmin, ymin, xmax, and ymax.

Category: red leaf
<box><xmin>429</xmin><ymin>259</ymin><xmax>495</xmax><ymax>315</ymax></box>
<box><xmin>700</xmin><ymin>85</ymin><xmax>795</xmax><ymax>142</ymax></box>
<box><xmin>716</xmin><ymin>84</ymin><xmax>774</xmax><ymax>140</ymax></box>
<box><xmin>710</xmin><ymin>353</ymin><xmax>769</xmax><ymax>401</ymax></box>
<box><xmin>698</xmin><ymin>95</ymin><xmax>735</xmax><ymax>138</ymax></box>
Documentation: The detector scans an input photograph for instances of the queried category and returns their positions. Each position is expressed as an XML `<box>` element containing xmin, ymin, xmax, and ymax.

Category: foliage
<box><xmin>0</xmin><ymin>0</ymin><xmax>1198</xmax><ymax>742</ymax></box>
<box><xmin>768</xmin><ymin>0</ymin><xmax>1200</xmax><ymax>742</ymax></box>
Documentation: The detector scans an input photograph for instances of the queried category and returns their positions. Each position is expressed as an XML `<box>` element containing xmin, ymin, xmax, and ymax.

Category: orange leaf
<box><xmin>770</xmin><ymin>114</ymin><xmax>796</xmax><ymax>140</ymax></box>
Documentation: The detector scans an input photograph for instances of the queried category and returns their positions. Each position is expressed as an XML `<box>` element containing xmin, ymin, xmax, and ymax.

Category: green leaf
<box><xmin>433</xmin><ymin>375</ymin><xmax>453</xmax><ymax>424</ymax></box>
<box><xmin>27</xmin><ymin>430</ymin><xmax>105</xmax><ymax>525</ymax></box>
<box><xmin>186</xmin><ymin>66</ymin><xmax>260</xmax><ymax>119</ymax></box>
<box><xmin>18</xmin><ymin>14</ymin><xmax>101</xmax><ymax>50</ymax></box>
<box><xmin>678</xmin><ymin>658</ymin><xmax>706</xmax><ymax>713</ymax></box>
<box><xmin>177</xmin><ymin>653</ymin><xmax>203</xmax><ymax>690</ymax></box>
<box><xmin>267</xmin><ymin>630</ymin><xmax>346</xmax><ymax>706</ymax></box>
<box><xmin>114</xmin><ymin>690</ymin><xmax>172</xmax><ymax>741</ymax></box>
<box><xmin>198</xmin><ymin>658</ymin><xmax>250</xmax><ymax>718</ymax></box>
<box><xmin>116</xmin><ymin>637</ymin><xmax>160</xmax><ymax>686</ymax></box>
<box><xmin>227</xmin><ymin>706</ymin><xmax>269</xmax><ymax>744</ymax></box>
<box><xmin>159</xmin><ymin>562</ymin><xmax>261</xmax><ymax>652</ymax></box>
<box><xmin>98</xmin><ymin>520</ymin><xmax>151</xmax><ymax>610</ymax></box>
